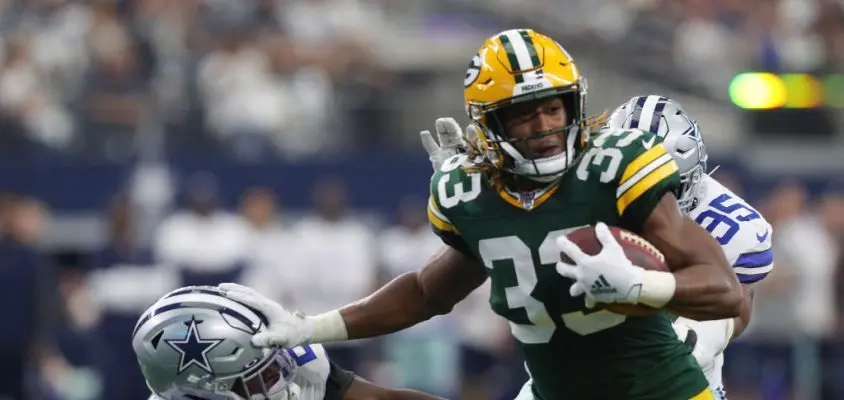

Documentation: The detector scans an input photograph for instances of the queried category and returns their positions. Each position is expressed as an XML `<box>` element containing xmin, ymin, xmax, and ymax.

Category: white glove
<box><xmin>420</xmin><ymin>117</ymin><xmax>466</xmax><ymax>171</ymax></box>
<box><xmin>556</xmin><ymin>223</ymin><xmax>677</xmax><ymax>309</ymax></box>
<box><xmin>672</xmin><ymin>317</ymin><xmax>711</xmax><ymax>371</ymax></box>
<box><xmin>673</xmin><ymin>316</ymin><xmax>734</xmax><ymax>374</ymax></box>
<box><xmin>218</xmin><ymin>283</ymin><xmax>315</xmax><ymax>348</ymax></box>
<box><xmin>555</xmin><ymin>223</ymin><xmax>647</xmax><ymax>308</ymax></box>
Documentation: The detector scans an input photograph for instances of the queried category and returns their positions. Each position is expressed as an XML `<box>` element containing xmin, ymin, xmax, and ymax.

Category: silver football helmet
<box><xmin>607</xmin><ymin>95</ymin><xmax>708</xmax><ymax>212</ymax></box>
<box><xmin>132</xmin><ymin>286</ymin><xmax>299</xmax><ymax>400</ymax></box>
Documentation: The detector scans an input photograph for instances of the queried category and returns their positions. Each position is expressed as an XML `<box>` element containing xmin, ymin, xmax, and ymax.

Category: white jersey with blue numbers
<box><xmin>287</xmin><ymin>344</ymin><xmax>333</xmax><ymax>400</ymax></box>
<box><xmin>689</xmin><ymin>175</ymin><xmax>774</xmax><ymax>283</ymax></box>
<box><xmin>687</xmin><ymin>175</ymin><xmax>773</xmax><ymax>398</ymax></box>
<box><xmin>148</xmin><ymin>344</ymin><xmax>331</xmax><ymax>400</ymax></box>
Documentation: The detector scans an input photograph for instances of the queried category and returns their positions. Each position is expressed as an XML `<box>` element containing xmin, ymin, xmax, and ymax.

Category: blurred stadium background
<box><xmin>0</xmin><ymin>0</ymin><xmax>841</xmax><ymax>399</ymax></box>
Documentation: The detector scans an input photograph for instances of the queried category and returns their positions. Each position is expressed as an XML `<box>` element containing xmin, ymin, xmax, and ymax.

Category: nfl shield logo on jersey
<box><xmin>521</xmin><ymin>191</ymin><xmax>537</xmax><ymax>210</ymax></box>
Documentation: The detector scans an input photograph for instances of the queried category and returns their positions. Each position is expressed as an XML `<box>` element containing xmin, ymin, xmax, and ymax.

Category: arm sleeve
<box><xmin>615</xmin><ymin>142</ymin><xmax>682</xmax><ymax>231</ymax></box>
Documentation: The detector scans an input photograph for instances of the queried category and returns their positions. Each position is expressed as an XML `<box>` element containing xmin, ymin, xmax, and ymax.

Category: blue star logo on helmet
<box><xmin>165</xmin><ymin>316</ymin><xmax>223</xmax><ymax>374</ymax></box>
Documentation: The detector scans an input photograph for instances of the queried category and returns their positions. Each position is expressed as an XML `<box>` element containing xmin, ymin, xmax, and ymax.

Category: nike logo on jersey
<box><xmin>641</xmin><ymin>136</ymin><xmax>656</xmax><ymax>149</ymax></box>
<box><xmin>756</xmin><ymin>230</ymin><xmax>769</xmax><ymax>243</ymax></box>
<box><xmin>590</xmin><ymin>275</ymin><xmax>618</xmax><ymax>295</ymax></box>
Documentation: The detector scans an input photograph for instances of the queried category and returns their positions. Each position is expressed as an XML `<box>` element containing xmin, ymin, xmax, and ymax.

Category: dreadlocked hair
<box><xmin>462</xmin><ymin>133</ymin><xmax>501</xmax><ymax>181</ymax></box>
<box><xmin>462</xmin><ymin>111</ymin><xmax>609</xmax><ymax>183</ymax></box>
<box><xmin>586</xmin><ymin>111</ymin><xmax>609</xmax><ymax>132</ymax></box>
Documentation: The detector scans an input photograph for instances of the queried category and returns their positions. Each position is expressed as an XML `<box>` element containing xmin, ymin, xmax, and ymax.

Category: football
<box><xmin>561</xmin><ymin>225</ymin><xmax>669</xmax><ymax>316</ymax></box>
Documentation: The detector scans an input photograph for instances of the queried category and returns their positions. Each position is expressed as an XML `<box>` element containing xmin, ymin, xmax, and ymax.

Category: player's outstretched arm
<box><xmin>220</xmin><ymin>246</ymin><xmax>484</xmax><ymax>346</ymax></box>
<box><xmin>640</xmin><ymin>194</ymin><xmax>742</xmax><ymax>320</ymax></box>
<box><xmin>340</xmin><ymin>245</ymin><xmax>487</xmax><ymax>340</ymax></box>
<box><xmin>342</xmin><ymin>376</ymin><xmax>447</xmax><ymax>400</ymax></box>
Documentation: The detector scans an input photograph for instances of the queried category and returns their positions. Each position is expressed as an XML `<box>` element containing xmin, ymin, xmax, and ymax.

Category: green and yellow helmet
<box><xmin>463</xmin><ymin>29</ymin><xmax>589</xmax><ymax>182</ymax></box>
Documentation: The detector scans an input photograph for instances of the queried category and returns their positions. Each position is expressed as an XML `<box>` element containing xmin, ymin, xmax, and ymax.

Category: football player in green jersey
<box><xmin>219</xmin><ymin>29</ymin><xmax>742</xmax><ymax>400</ymax></box>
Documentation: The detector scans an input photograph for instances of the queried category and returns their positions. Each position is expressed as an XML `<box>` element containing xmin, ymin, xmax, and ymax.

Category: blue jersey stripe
<box><xmin>737</xmin><ymin>269</ymin><xmax>771</xmax><ymax>284</ymax></box>
<box><xmin>735</xmin><ymin>248</ymin><xmax>774</xmax><ymax>269</ymax></box>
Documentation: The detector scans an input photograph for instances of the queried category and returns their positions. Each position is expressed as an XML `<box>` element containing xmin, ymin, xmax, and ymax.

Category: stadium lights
<box><xmin>729</xmin><ymin>72</ymin><xmax>844</xmax><ymax>109</ymax></box>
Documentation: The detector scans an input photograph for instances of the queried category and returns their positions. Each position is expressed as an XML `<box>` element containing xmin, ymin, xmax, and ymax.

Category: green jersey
<box><xmin>427</xmin><ymin>129</ymin><xmax>709</xmax><ymax>400</ymax></box>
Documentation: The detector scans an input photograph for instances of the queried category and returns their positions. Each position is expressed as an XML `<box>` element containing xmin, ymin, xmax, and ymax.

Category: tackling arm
<box><xmin>339</xmin><ymin>245</ymin><xmax>487</xmax><ymax>340</ymax></box>
<box><xmin>277</xmin><ymin>166</ymin><xmax>487</xmax><ymax>345</ymax></box>
<box><xmin>339</xmin><ymin>167</ymin><xmax>488</xmax><ymax>340</ymax></box>
<box><xmin>640</xmin><ymin>194</ymin><xmax>742</xmax><ymax>320</ymax></box>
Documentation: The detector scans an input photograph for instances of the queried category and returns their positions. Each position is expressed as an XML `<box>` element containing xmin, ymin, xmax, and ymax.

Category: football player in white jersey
<box><xmin>134</xmin><ymin>286</ymin><xmax>444</xmax><ymax>400</ymax></box>
<box><xmin>605</xmin><ymin>95</ymin><xmax>773</xmax><ymax>398</ymax></box>
<box><xmin>418</xmin><ymin>96</ymin><xmax>773</xmax><ymax>399</ymax></box>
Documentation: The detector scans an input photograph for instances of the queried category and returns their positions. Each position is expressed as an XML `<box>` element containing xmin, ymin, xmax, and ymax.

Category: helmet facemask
<box><xmin>472</xmin><ymin>84</ymin><xmax>587</xmax><ymax>183</ymax></box>
<box><xmin>155</xmin><ymin>347</ymin><xmax>299</xmax><ymax>400</ymax></box>
<box><xmin>665</xmin><ymin>129</ymin><xmax>709</xmax><ymax>214</ymax></box>
<box><xmin>660</xmin><ymin>120</ymin><xmax>709</xmax><ymax>213</ymax></box>
<box><xmin>229</xmin><ymin>348</ymin><xmax>299</xmax><ymax>400</ymax></box>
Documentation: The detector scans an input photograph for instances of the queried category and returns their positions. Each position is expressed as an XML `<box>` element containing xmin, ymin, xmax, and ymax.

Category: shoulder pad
<box><xmin>693</xmin><ymin>178</ymin><xmax>773</xmax><ymax>284</ymax></box>
<box><xmin>429</xmin><ymin>154</ymin><xmax>485</xmax><ymax>211</ymax></box>
<box><xmin>583</xmin><ymin>129</ymin><xmax>672</xmax><ymax>185</ymax></box>
<box><xmin>727</xmin><ymin>215</ymin><xmax>773</xmax><ymax>285</ymax></box>
<box><xmin>289</xmin><ymin>344</ymin><xmax>331</xmax><ymax>385</ymax></box>
<box><xmin>427</xmin><ymin>154</ymin><xmax>480</xmax><ymax>257</ymax></box>
<box><xmin>577</xmin><ymin>128</ymin><xmax>679</xmax><ymax>219</ymax></box>
<box><xmin>729</xmin><ymin>216</ymin><xmax>773</xmax><ymax>257</ymax></box>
